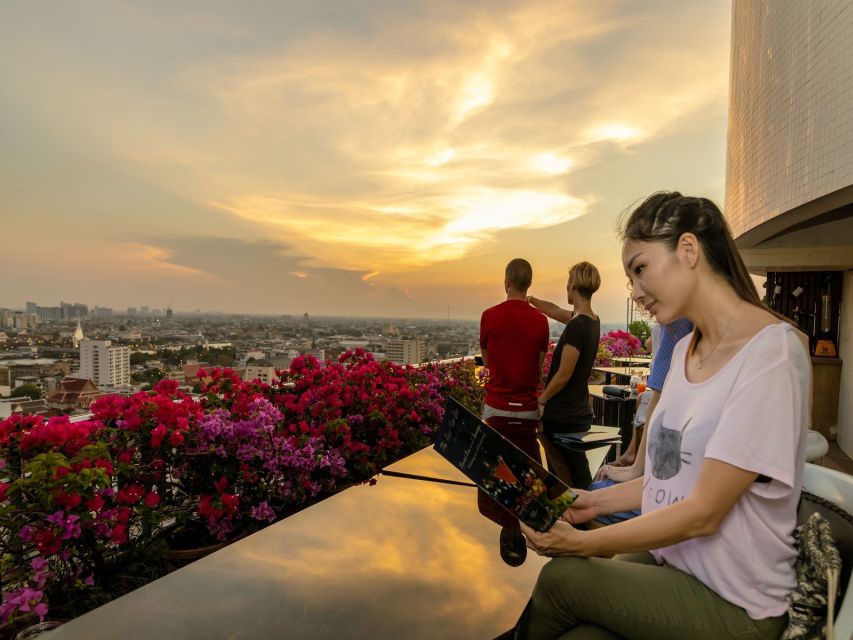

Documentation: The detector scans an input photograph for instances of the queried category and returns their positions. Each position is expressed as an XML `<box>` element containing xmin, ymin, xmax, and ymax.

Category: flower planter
<box><xmin>164</xmin><ymin>521</ymin><xmax>251</xmax><ymax>569</ymax></box>
<box><xmin>0</xmin><ymin>617</ymin><xmax>64</xmax><ymax>640</ymax></box>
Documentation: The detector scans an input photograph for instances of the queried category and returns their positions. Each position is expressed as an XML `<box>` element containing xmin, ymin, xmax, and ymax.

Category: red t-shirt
<box><xmin>479</xmin><ymin>299</ymin><xmax>549</xmax><ymax>411</ymax></box>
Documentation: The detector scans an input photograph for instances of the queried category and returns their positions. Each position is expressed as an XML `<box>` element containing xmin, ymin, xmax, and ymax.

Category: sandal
<box><xmin>499</xmin><ymin>526</ymin><xmax>527</xmax><ymax>567</ymax></box>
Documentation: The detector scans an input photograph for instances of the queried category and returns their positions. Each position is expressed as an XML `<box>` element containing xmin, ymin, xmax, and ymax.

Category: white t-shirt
<box><xmin>643</xmin><ymin>322</ymin><xmax>809</xmax><ymax>619</ymax></box>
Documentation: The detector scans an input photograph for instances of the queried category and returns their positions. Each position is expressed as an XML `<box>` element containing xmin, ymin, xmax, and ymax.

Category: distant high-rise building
<box><xmin>386</xmin><ymin>338</ymin><xmax>426</xmax><ymax>365</ymax></box>
<box><xmin>140</xmin><ymin>306</ymin><xmax>150</xmax><ymax>316</ymax></box>
<box><xmin>36</xmin><ymin>306</ymin><xmax>61</xmax><ymax>321</ymax></box>
<box><xmin>127</xmin><ymin>307</ymin><xmax>138</xmax><ymax>317</ymax></box>
<box><xmin>79</xmin><ymin>339</ymin><xmax>130</xmax><ymax>388</ymax></box>
<box><xmin>26</xmin><ymin>302</ymin><xmax>38</xmax><ymax>314</ymax></box>
<box><xmin>166</xmin><ymin>308</ymin><xmax>173</xmax><ymax>320</ymax></box>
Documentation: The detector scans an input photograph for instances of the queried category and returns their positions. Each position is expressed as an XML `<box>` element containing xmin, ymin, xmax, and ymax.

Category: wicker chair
<box><xmin>800</xmin><ymin>463</ymin><xmax>853</xmax><ymax>638</ymax></box>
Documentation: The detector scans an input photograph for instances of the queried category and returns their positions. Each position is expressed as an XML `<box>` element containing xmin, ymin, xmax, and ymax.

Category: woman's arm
<box><xmin>576</xmin><ymin>476</ymin><xmax>644</xmax><ymax>518</ymax></box>
<box><xmin>528</xmin><ymin>296</ymin><xmax>573</xmax><ymax>324</ymax></box>
<box><xmin>596</xmin><ymin>390</ymin><xmax>661</xmax><ymax>481</ymax></box>
<box><xmin>538</xmin><ymin>344</ymin><xmax>579</xmax><ymax>411</ymax></box>
<box><xmin>524</xmin><ymin>458</ymin><xmax>758</xmax><ymax>557</ymax></box>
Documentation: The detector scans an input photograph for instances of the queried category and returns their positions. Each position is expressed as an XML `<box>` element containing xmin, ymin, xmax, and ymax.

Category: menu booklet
<box><xmin>434</xmin><ymin>397</ymin><xmax>578</xmax><ymax>532</ymax></box>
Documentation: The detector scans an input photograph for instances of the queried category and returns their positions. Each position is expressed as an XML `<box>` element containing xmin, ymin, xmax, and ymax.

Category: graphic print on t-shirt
<box><xmin>649</xmin><ymin>412</ymin><xmax>693</xmax><ymax>480</ymax></box>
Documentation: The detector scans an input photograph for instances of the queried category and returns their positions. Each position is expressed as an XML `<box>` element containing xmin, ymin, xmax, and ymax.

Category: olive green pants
<box><xmin>523</xmin><ymin>552</ymin><xmax>787</xmax><ymax>640</ymax></box>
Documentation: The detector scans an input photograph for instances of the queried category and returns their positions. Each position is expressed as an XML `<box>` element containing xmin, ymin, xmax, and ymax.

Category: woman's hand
<box><xmin>520</xmin><ymin>520</ymin><xmax>585</xmax><ymax>557</ymax></box>
<box><xmin>560</xmin><ymin>488</ymin><xmax>597</xmax><ymax>525</ymax></box>
<box><xmin>596</xmin><ymin>464</ymin><xmax>640</xmax><ymax>483</ymax></box>
<box><xmin>613</xmin><ymin>450</ymin><xmax>636</xmax><ymax>467</ymax></box>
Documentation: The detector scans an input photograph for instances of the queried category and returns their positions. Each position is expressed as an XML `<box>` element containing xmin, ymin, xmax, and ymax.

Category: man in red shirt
<box><xmin>479</xmin><ymin>258</ymin><xmax>549</xmax><ymax>565</ymax></box>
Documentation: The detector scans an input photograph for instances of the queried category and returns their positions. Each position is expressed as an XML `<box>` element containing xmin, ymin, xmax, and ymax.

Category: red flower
<box><xmin>169</xmin><ymin>431</ymin><xmax>184</xmax><ymax>447</ymax></box>
<box><xmin>116</xmin><ymin>485</ymin><xmax>144</xmax><ymax>505</ymax></box>
<box><xmin>0</xmin><ymin>482</ymin><xmax>9</xmax><ymax>501</ymax></box>
<box><xmin>53</xmin><ymin>466</ymin><xmax>71</xmax><ymax>480</ymax></box>
<box><xmin>34</xmin><ymin>529</ymin><xmax>61</xmax><ymax>555</ymax></box>
<box><xmin>221</xmin><ymin>493</ymin><xmax>239</xmax><ymax>513</ymax></box>
<box><xmin>53</xmin><ymin>488</ymin><xmax>82</xmax><ymax>510</ymax></box>
<box><xmin>94</xmin><ymin>458</ymin><xmax>114</xmax><ymax>475</ymax></box>
<box><xmin>198</xmin><ymin>494</ymin><xmax>222</xmax><ymax>520</ymax></box>
<box><xmin>153</xmin><ymin>379</ymin><xmax>180</xmax><ymax>395</ymax></box>
<box><xmin>143</xmin><ymin>491</ymin><xmax>160</xmax><ymax>508</ymax></box>
<box><xmin>150</xmin><ymin>424</ymin><xmax>167</xmax><ymax>448</ymax></box>
<box><xmin>110</xmin><ymin>524</ymin><xmax>128</xmax><ymax>545</ymax></box>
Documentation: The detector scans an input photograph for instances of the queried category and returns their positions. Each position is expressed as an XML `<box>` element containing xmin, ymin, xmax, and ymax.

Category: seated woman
<box><xmin>520</xmin><ymin>192</ymin><xmax>809</xmax><ymax>639</ymax></box>
<box><xmin>528</xmin><ymin>262</ymin><xmax>601</xmax><ymax>489</ymax></box>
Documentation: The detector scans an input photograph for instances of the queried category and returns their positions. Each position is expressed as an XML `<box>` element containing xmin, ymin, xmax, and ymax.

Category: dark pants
<box><xmin>541</xmin><ymin>416</ymin><xmax>594</xmax><ymax>489</ymax></box>
<box><xmin>523</xmin><ymin>552</ymin><xmax>787</xmax><ymax>639</ymax></box>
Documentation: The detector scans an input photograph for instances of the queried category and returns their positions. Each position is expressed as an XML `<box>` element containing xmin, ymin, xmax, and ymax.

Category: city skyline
<box><xmin>0</xmin><ymin>1</ymin><xmax>731</xmax><ymax>321</ymax></box>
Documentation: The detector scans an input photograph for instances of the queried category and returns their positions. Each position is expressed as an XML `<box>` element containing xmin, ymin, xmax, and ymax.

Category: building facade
<box><xmin>244</xmin><ymin>365</ymin><xmax>280</xmax><ymax>385</ymax></box>
<box><xmin>386</xmin><ymin>338</ymin><xmax>427</xmax><ymax>366</ymax></box>
<box><xmin>79</xmin><ymin>339</ymin><xmax>131</xmax><ymax>388</ymax></box>
<box><xmin>727</xmin><ymin>0</ymin><xmax>853</xmax><ymax>454</ymax></box>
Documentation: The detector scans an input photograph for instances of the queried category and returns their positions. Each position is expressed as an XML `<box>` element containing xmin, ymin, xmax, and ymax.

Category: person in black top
<box><xmin>527</xmin><ymin>261</ymin><xmax>601</xmax><ymax>488</ymax></box>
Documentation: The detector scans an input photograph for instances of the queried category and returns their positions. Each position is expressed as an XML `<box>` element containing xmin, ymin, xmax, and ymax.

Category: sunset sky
<box><xmin>0</xmin><ymin>1</ymin><xmax>732</xmax><ymax>322</ymax></box>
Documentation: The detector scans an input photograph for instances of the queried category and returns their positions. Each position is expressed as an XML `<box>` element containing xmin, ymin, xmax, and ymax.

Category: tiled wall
<box><xmin>726</xmin><ymin>1</ymin><xmax>853</xmax><ymax>238</ymax></box>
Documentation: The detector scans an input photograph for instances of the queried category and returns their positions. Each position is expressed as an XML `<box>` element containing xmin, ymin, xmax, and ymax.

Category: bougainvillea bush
<box><xmin>0</xmin><ymin>414</ymin><xmax>167</xmax><ymax>629</ymax></box>
<box><xmin>595</xmin><ymin>329</ymin><xmax>647</xmax><ymax>367</ymax></box>
<box><xmin>0</xmin><ymin>353</ymin><xmax>483</xmax><ymax>628</ymax></box>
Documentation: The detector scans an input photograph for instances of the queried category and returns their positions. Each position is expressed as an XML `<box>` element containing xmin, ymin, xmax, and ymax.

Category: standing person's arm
<box><xmin>538</xmin><ymin>345</ymin><xmax>579</xmax><ymax>417</ymax></box>
<box><xmin>528</xmin><ymin>296</ymin><xmax>573</xmax><ymax>324</ymax></box>
<box><xmin>479</xmin><ymin>311</ymin><xmax>489</xmax><ymax>368</ymax></box>
<box><xmin>537</xmin><ymin>315</ymin><xmax>550</xmax><ymax>389</ymax></box>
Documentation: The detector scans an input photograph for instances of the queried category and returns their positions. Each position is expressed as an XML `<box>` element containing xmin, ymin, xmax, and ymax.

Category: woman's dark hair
<box><xmin>620</xmin><ymin>191</ymin><xmax>763</xmax><ymax>308</ymax></box>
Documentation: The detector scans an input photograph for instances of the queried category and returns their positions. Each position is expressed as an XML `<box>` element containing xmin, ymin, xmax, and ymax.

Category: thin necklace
<box><xmin>696</xmin><ymin>300</ymin><xmax>742</xmax><ymax>370</ymax></box>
